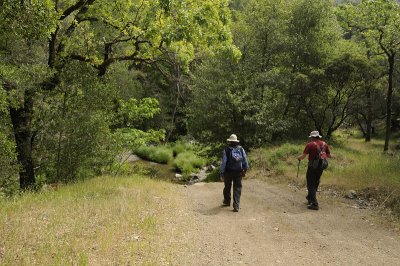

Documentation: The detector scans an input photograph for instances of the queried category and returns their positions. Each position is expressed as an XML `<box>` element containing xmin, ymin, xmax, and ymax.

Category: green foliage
<box><xmin>0</xmin><ymin>92</ymin><xmax>19</xmax><ymax>197</ymax></box>
<box><xmin>134</xmin><ymin>146</ymin><xmax>174</xmax><ymax>164</ymax></box>
<box><xmin>171</xmin><ymin>141</ymin><xmax>193</xmax><ymax>157</ymax></box>
<box><xmin>204</xmin><ymin>168</ymin><xmax>220</xmax><ymax>183</ymax></box>
<box><xmin>34</xmin><ymin>65</ymin><xmax>115</xmax><ymax>182</ymax></box>
<box><xmin>112</xmin><ymin>96</ymin><xmax>165</xmax><ymax>150</ymax></box>
<box><xmin>188</xmin><ymin>0</ymin><xmax>350</xmax><ymax>145</ymax></box>
<box><xmin>255</xmin><ymin>143</ymin><xmax>302</xmax><ymax>168</ymax></box>
<box><xmin>1</xmin><ymin>0</ymin><xmax>239</xmax><ymax>190</ymax></box>
<box><xmin>116</xmin><ymin>98</ymin><xmax>161</xmax><ymax>126</ymax></box>
<box><xmin>60</xmin><ymin>0</ymin><xmax>239</xmax><ymax>72</ymax></box>
<box><xmin>0</xmin><ymin>0</ymin><xmax>57</xmax><ymax>41</ymax></box>
<box><xmin>288</xmin><ymin>0</ymin><xmax>340</xmax><ymax>67</ymax></box>
<box><xmin>113</xmin><ymin>128</ymin><xmax>165</xmax><ymax>150</ymax></box>
<box><xmin>0</xmin><ymin>0</ymin><xmax>57</xmax><ymax>106</ymax></box>
<box><xmin>134</xmin><ymin>142</ymin><xmax>207</xmax><ymax>177</ymax></box>
<box><xmin>337</xmin><ymin>0</ymin><xmax>400</xmax><ymax>54</ymax></box>
<box><xmin>337</xmin><ymin>0</ymin><xmax>400</xmax><ymax>149</ymax></box>
<box><xmin>32</xmin><ymin>63</ymin><xmax>165</xmax><ymax>183</ymax></box>
<box><xmin>173</xmin><ymin>151</ymin><xmax>206</xmax><ymax>175</ymax></box>
<box><xmin>2</xmin><ymin>0</ymin><xmax>400</xmax><ymax>194</ymax></box>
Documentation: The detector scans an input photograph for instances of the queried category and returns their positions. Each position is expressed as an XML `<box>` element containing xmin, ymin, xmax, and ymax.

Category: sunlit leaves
<box><xmin>118</xmin><ymin>97</ymin><xmax>161</xmax><ymax>125</ymax></box>
<box><xmin>60</xmin><ymin>0</ymin><xmax>238</xmax><ymax>70</ymax></box>
<box><xmin>113</xmin><ymin>128</ymin><xmax>165</xmax><ymax>148</ymax></box>
<box><xmin>0</xmin><ymin>0</ymin><xmax>58</xmax><ymax>41</ymax></box>
<box><xmin>338</xmin><ymin>0</ymin><xmax>400</xmax><ymax>55</ymax></box>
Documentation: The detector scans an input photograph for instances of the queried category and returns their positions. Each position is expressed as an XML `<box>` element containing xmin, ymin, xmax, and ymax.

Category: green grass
<box><xmin>324</xmin><ymin>138</ymin><xmax>400</xmax><ymax>188</ymax></box>
<box><xmin>204</xmin><ymin>168</ymin><xmax>220</xmax><ymax>183</ymax></box>
<box><xmin>170</xmin><ymin>141</ymin><xmax>193</xmax><ymax>157</ymax></box>
<box><xmin>173</xmin><ymin>151</ymin><xmax>206</xmax><ymax>176</ymax></box>
<box><xmin>0</xmin><ymin>175</ymin><xmax>186</xmax><ymax>265</ymax></box>
<box><xmin>134</xmin><ymin>142</ymin><xmax>207</xmax><ymax>179</ymax></box>
<box><xmin>134</xmin><ymin>145</ymin><xmax>173</xmax><ymax>164</ymax></box>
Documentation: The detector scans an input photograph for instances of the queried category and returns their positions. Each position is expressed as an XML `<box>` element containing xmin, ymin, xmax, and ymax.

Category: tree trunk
<box><xmin>9</xmin><ymin>89</ymin><xmax>35</xmax><ymax>189</ymax></box>
<box><xmin>365</xmin><ymin>86</ymin><xmax>372</xmax><ymax>142</ymax></box>
<box><xmin>166</xmin><ymin>60</ymin><xmax>181</xmax><ymax>142</ymax></box>
<box><xmin>326</xmin><ymin>128</ymin><xmax>332</xmax><ymax>140</ymax></box>
<box><xmin>384</xmin><ymin>54</ymin><xmax>395</xmax><ymax>151</ymax></box>
<box><xmin>356</xmin><ymin>115</ymin><xmax>366</xmax><ymax>138</ymax></box>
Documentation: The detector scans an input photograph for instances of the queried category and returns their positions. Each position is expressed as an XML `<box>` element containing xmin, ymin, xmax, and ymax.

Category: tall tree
<box><xmin>339</xmin><ymin>0</ymin><xmax>400</xmax><ymax>150</ymax></box>
<box><xmin>285</xmin><ymin>0</ymin><xmax>346</xmax><ymax>138</ymax></box>
<box><xmin>189</xmin><ymin>0</ymin><xmax>292</xmax><ymax>146</ymax></box>
<box><xmin>0</xmin><ymin>0</ymin><xmax>58</xmax><ymax>189</ymax></box>
<box><xmin>307</xmin><ymin>49</ymin><xmax>368</xmax><ymax>138</ymax></box>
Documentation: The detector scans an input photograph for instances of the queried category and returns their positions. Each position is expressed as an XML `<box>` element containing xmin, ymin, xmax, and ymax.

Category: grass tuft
<box><xmin>134</xmin><ymin>146</ymin><xmax>173</xmax><ymax>164</ymax></box>
<box><xmin>173</xmin><ymin>151</ymin><xmax>206</xmax><ymax>176</ymax></box>
<box><xmin>134</xmin><ymin>142</ymin><xmax>207</xmax><ymax>179</ymax></box>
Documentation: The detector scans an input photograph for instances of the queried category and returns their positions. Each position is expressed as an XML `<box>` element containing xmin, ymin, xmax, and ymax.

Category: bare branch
<box><xmin>60</xmin><ymin>0</ymin><xmax>96</xmax><ymax>20</ymax></box>
<box><xmin>70</xmin><ymin>54</ymin><xmax>95</xmax><ymax>64</ymax></box>
<box><xmin>1</xmin><ymin>79</ymin><xmax>18</xmax><ymax>91</ymax></box>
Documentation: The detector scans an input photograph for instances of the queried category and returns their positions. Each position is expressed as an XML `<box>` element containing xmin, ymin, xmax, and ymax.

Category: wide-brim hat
<box><xmin>227</xmin><ymin>134</ymin><xmax>240</xmax><ymax>142</ymax></box>
<box><xmin>309</xmin><ymin>130</ymin><xmax>322</xmax><ymax>138</ymax></box>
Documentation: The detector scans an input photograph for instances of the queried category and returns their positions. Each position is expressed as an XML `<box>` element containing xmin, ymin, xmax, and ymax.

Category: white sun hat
<box><xmin>227</xmin><ymin>134</ymin><xmax>240</xmax><ymax>142</ymax></box>
<box><xmin>309</xmin><ymin>130</ymin><xmax>322</xmax><ymax>138</ymax></box>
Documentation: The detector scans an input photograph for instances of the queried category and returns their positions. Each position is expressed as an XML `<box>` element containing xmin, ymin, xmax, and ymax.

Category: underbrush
<box><xmin>248</xmin><ymin>138</ymin><xmax>400</xmax><ymax>218</ymax></box>
<box><xmin>0</xmin><ymin>175</ymin><xmax>185</xmax><ymax>264</ymax></box>
<box><xmin>133</xmin><ymin>141</ymin><xmax>207</xmax><ymax>178</ymax></box>
<box><xmin>173</xmin><ymin>152</ymin><xmax>206</xmax><ymax>176</ymax></box>
<box><xmin>134</xmin><ymin>145</ymin><xmax>173</xmax><ymax>164</ymax></box>
<box><xmin>204</xmin><ymin>168</ymin><xmax>220</xmax><ymax>183</ymax></box>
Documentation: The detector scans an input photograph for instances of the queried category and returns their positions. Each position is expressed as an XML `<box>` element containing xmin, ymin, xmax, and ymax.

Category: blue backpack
<box><xmin>225</xmin><ymin>146</ymin><xmax>244</xmax><ymax>172</ymax></box>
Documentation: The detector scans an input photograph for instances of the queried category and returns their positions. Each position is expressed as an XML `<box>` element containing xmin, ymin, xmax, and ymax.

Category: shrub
<box><xmin>204</xmin><ymin>168</ymin><xmax>220</xmax><ymax>183</ymax></box>
<box><xmin>171</xmin><ymin>141</ymin><xmax>193</xmax><ymax>157</ymax></box>
<box><xmin>0</xmin><ymin>129</ymin><xmax>19</xmax><ymax>197</ymax></box>
<box><xmin>134</xmin><ymin>146</ymin><xmax>173</xmax><ymax>164</ymax></box>
<box><xmin>173</xmin><ymin>151</ymin><xmax>206</xmax><ymax>175</ymax></box>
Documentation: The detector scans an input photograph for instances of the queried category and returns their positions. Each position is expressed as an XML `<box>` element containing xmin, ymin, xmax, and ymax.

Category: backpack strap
<box><xmin>313</xmin><ymin>141</ymin><xmax>325</xmax><ymax>153</ymax></box>
<box><xmin>312</xmin><ymin>142</ymin><xmax>320</xmax><ymax>152</ymax></box>
<box><xmin>237</xmin><ymin>145</ymin><xmax>243</xmax><ymax>155</ymax></box>
<box><xmin>225</xmin><ymin>147</ymin><xmax>231</xmax><ymax>169</ymax></box>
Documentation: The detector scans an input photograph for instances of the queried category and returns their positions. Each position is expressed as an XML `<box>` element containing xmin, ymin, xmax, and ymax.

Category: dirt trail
<box><xmin>173</xmin><ymin>179</ymin><xmax>400</xmax><ymax>266</ymax></box>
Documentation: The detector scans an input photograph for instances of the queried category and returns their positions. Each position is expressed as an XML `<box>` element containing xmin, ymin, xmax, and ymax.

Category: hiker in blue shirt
<box><xmin>220</xmin><ymin>134</ymin><xmax>249</xmax><ymax>212</ymax></box>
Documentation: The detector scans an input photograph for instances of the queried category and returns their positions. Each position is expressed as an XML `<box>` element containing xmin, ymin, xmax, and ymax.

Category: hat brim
<box><xmin>308</xmin><ymin>134</ymin><xmax>322</xmax><ymax>138</ymax></box>
<box><xmin>227</xmin><ymin>139</ymin><xmax>240</xmax><ymax>142</ymax></box>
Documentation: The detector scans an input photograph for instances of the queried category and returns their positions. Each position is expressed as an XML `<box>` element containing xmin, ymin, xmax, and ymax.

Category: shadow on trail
<box><xmin>196</xmin><ymin>204</ymin><xmax>236</xmax><ymax>216</ymax></box>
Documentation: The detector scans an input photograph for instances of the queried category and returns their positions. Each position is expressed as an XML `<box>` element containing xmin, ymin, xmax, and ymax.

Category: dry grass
<box><xmin>0</xmin><ymin>175</ymin><xmax>189</xmax><ymax>265</ymax></box>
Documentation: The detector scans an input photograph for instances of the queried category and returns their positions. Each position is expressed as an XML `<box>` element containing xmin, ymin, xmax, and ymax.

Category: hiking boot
<box><xmin>222</xmin><ymin>201</ymin><xmax>230</xmax><ymax>207</ymax></box>
<box><xmin>233</xmin><ymin>208</ymin><xmax>239</xmax><ymax>212</ymax></box>
<box><xmin>307</xmin><ymin>204</ymin><xmax>319</xmax><ymax>210</ymax></box>
<box><xmin>306</xmin><ymin>196</ymin><xmax>311</xmax><ymax>205</ymax></box>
